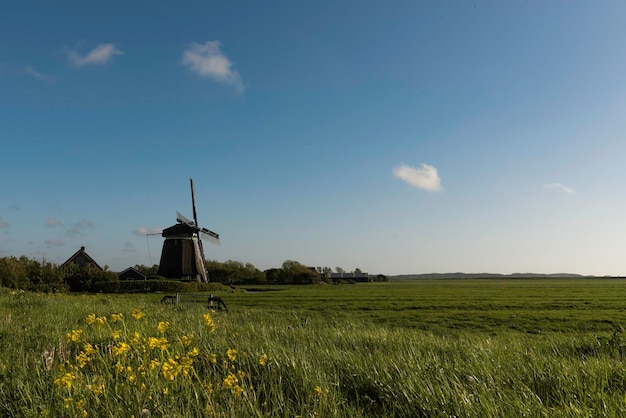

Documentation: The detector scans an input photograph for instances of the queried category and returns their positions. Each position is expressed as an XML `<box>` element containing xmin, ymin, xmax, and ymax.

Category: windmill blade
<box><xmin>200</xmin><ymin>227</ymin><xmax>220</xmax><ymax>244</ymax></box>
<box><xmin>190</xmin><ymin>178</ymin><xmax>199</xmax><ymax>227</ymax></box>
<box><xmin>176</xmin><ymin>211</ymin><xmax>195</xmax><ymax>226</ymax></box>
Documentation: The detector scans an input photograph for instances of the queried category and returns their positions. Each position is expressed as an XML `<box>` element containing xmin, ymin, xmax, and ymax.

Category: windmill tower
<box><xmin>157</xmin><ymin>179</ymin><xmax>220</xmax><ymax>282</ymax></box>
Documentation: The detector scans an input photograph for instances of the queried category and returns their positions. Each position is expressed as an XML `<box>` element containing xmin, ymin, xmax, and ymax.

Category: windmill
<box><xmin>156</xmin><ymin>179</ymin><xmax>220</xmax><ymax>282</ymax></box>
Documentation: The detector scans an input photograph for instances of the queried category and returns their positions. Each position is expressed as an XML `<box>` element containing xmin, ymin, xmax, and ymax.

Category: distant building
<box><xmin>61</xmin><ymin>246</ymin><xmax>103</xmax><ymax>270</ymax></box>
<box><xmin>324</xmin><ymin>272</ymin><xmax>371</xmax><ymax>282</ymax></box>
<box><xmin>118</xmin><ymin>267</ymin><xmax>147</xmax><ymax>281</ymax></box>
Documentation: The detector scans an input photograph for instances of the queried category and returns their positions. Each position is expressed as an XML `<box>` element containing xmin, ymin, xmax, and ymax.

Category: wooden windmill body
<box><xmin>157</xmin><ymin>179</ymin><xmax>220</xmax><ymax>282</ymax></box>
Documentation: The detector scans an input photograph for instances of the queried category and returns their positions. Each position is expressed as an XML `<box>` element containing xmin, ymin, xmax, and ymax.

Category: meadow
<box><xmin>2</xmin><ymin>279</ymin><xmax>626</xmax><ymax>417</ymax></box>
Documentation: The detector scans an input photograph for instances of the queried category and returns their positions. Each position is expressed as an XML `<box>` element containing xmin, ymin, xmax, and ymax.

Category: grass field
<box><xmin>2</xmin><ymin>279</ymin><xmax>626</xmax><ymax>417</ymax></box>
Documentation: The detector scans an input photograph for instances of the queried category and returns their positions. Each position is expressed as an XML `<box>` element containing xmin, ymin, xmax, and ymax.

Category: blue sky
<box><xmin>2</xmin><ymin>1</ymin><xmax>626</xmax><ymax>275</ymax></box>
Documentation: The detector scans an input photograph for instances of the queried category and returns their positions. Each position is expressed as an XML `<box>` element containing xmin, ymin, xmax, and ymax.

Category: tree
<box><xmin>282</xmin><ymin>260</ymin><xmax>320</xmax><ymax>284</ymax></box>
<box><xmin>355</xmin><ymin>268</ymin><xmax>362</xmax><ymax>274</ymax></box>
<box><xmin>134</xmin><ymin>264</ymin><xmax>159</xmax><ymax>276</ymax></box>
<box><xmin>64</xmin><ymin>264</ymin><xmax>118</xmax><ymax>292</ymax></box>
<box><xmin>335</xmin><ymin>266</ymin><xmax>345</xmax><ymax>274</ymax></box>
<box><xmin>0</xmin><ymin>256</ymin><xmax>27</xmax><ymax>289</ymax></box>
<box><xmin>205</xmin><ymin>259</ymin><xmax>266</xmax><ymax>285</ymax></box>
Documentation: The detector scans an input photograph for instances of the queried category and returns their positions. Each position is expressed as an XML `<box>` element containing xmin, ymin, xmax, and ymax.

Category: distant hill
<box><xmin>389</xmin><ymin>272</ymin><xmax>592</xmax><ymax>280</ymax></box>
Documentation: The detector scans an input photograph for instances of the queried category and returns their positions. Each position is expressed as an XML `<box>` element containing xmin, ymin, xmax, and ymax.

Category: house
<box><xmin>324</xmin><ymin>272</ymin><xmax>371</xmax><ymax>283</ymax></box>
<box><xmin>61</xmin><ymin>246</ymin><xmax>103</xmax><ymax>270</ymax></box>
<box><xmin>118</xmin><ymin>267</ymin><xmax>147</xmax><ymax>281</ymax></box>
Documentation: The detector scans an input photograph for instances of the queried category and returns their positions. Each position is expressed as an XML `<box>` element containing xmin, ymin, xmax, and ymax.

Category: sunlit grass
<box><xmin>2</xmin><ymin>281</ymin><xmax>626</xmax><ymax>416</ymax></box>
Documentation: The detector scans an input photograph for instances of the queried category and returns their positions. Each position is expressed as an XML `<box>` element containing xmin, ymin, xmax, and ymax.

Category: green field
<box><xmin>2</xmin><ymin>279</ymin><xmax>626</xmax><ymax>417</ymax></box>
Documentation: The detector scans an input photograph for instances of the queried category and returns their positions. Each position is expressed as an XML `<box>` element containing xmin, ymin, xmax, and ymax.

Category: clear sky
<box><xmin>2</xmin><ymin>1</ymin><xmax>626</xmax><ymax>276</ymax></box>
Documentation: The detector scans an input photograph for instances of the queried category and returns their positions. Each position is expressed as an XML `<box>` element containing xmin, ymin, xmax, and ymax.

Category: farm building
<box><xmin>325</xmin><ymin>272</ymin><xmax>371</xmax><ymax>282</ymax></box>
<box><xmin>61</xmin><ymin>246</ymin><xmax>103</xmax><ymax>270</ymax></box>
<box><xmin>117</xmin><ymin>267</ymin><xmax>147</xmax><ymax>281</ymax></box>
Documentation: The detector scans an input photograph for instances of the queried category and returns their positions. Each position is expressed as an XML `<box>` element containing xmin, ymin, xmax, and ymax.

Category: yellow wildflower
<box><xmin>65</xmin><ymin>329</ymin><xmax>83</xmax><ymax>342</ymax></box>
<box><xmin>203</xmin><ymin>313</ymin><xmax>216</xmax><ymax>332</ymax></box>
<box><xmin>54</xmin><ymin>372</ymin><xmax>76</xmax><ymax>389</ymax></box>
<box><xmin>314</xmin><ymin>386</ymin><xmax>329</xmax><ymax>397</ymax></box>
<box><xmin>115</xmin><ymin>362</ymin><xmax>124</xmax><ymax>373</ymax></box>
<box><xmin>259</xmin><ymin>354</ymin><xmax>268</xmax><ymax>366</ymax></box>
<box><xmin>237</xmin><ymin>370</ymin><xmax>246</xmax><ymax>379</ymax></box>
<box><xmin>85</xmin><ymin>314</ymin><xmax>96</xmax><ymax>325</ymax></box>
<box><xmin>111</xmin><ymin>313</ymin><xmax>123</xmax><ymax>323</ymax></box>
<box><xmin>162</xmin><ymin>388</ymin><xmax>169</xmax><ymax>395</ymax></box>
<box><xmin>209</xmin><ymin>353</ymin><xmax>217</xmax><ymax>364</ymax></box>
<box><xmin>180</xmin><ymin>355</ymin><xmax>194</xmax><ymax>376</ymax></box>
<box><xmin>204</xmin><ymin>383</ymin><xmax>214</xmax><ymax>394</ymax></box>
<box><xmin>88</xmin><ymin>382</ymin><xmax>104</xmax><ymax>396</ymax></box>
<box><xmin>76</xmin><ymin>351</ymin><xmax>90</xmax><ymax>368</ymax></box>
<box><xmin>112</xmin><ymin>342</ymin><xmax>130</xmax><ymax>356</ymax></box>
<box><xmin>157</xmin><ymin>321</ymin><xmax>170</xmax><ymax>334</ymax></box>
<box><xmin>83</xmin><ymin>343</ymin><xmax>95</xmax><ymax>355</ymax></box>
<box><xmin>94</xmin><ymin>316</ymin><xmax>107</xmax><ymax>326</ymax></box>
<box><xmin>147</xmin><ymin>337</ymin><xmax>169</xmax><ymax>351</ymax></box>
<box><xmin>181</xmin><ymin>334</ymin><xmax>194</xmax><ymax>346</ymax></box>
<box><xmin>162</xmin><ymin>358</ymin><xmax>179</xmax><ymax>381</ymax></box>
<box><xmin>187</xmin><ymin>347</ymin><xmax>199</xmax><ymax>357</ymax></box>
<box><xmin>223</xmin><ymin>372</ymin><xmax>238</xmax><ymax>389</ymax></box>
<box><xmin>227</xmin><ymin>348</ymin><xmax>237</xmax><ymax>362</ymax></box>
<box><xmin>130</xmin><ymin>331</ymin><xmax>141</xmax><ymax>345</ymax></box>
<box><xmin>149</xmin><ymin>359</ymin><xmax>161</xmax><ymax>370</ymax></box>
<box><xmin>112</xmin><ymin>330</ymin><xmax>121</xmax><ymax>340</ymax></box>
<box><xmin>231</xmin><ymin>385</ymin><xmax>244</xmax><ymax>397</ymax></box>
<box><xmin>131</xmin><ymin>308</ymin><xmax>145</xmax><ymax>320</ymax></box>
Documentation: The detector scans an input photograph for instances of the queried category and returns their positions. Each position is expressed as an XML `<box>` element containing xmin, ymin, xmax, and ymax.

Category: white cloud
<box><xmin>543</xmin><ymin>183</ymin><xmax>575</xmax><ymax>194</ymax></box>
<box><xmin>0</xmin><ymin>216</ymin><xmax>8</xmax><ymax>228</ymax></box>
<box><xmin>45</xmin><ymin>218</ymin><xmax>62</xmax><ymax>227</ymax></box>
<box><xmin>182</xmin><ymin>41</ymin><xmax>244</xmax><ymax>93</ymax></box>
<box><xmin>133</xmin><ymin>227</ymin><xmax>163</xmax><ymax>236</ymax></box>
<box><xmin>66</xmin><ymin>219</ymin><xmax>95</xmax><ymax>236</ymax></box>
<box><xmin>393</xmin><ymin>163</ymin><xmax>443</xmax><ymax>192</ymax></box>
<box><xmin>24</xmin><ymin>66</ymin><xmax>47</xmax><ymax>80</ymax></box>
<box><xmin>67</xmin><ymin>43</ymin><xmax>123</xmax><ymax>67</ymax></box>
<box><xmin>44</xmin><ymin>239</ymin><xmax>65</xmax><ymax>247</ymax></box>
<box><xmin>74</xmin><ymin>219</ymin><xmax>95</xmax><ymax>229</ymax></box>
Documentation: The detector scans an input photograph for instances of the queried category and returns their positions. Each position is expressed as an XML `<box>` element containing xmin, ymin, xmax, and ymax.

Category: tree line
<box><xmin>0</xmin><ymin>256</ymin><xmax>377</xmax><ymax>293</ymax></box>
<box><xmin>0</xmin><ymin>256</ymin><xmax>117</xmax><ymax>293</ymax></box>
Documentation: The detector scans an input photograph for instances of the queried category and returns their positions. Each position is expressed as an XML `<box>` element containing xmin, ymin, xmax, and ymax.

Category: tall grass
<box><xmin>2</xmin><ymin>285</ymin><xmax>626</xmax><ymax>416</ymax></box>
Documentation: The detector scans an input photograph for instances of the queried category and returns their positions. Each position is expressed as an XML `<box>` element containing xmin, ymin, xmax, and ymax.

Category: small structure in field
<box><xmin>118</xmin><ymin>267</ymin><xmax>147</xmax><ymax>281</ymax></box>
<box><xmin>324</xmin><ymin>272</ymin><xmax>371</xmax><ymax>283</ymax></box>
<box><xmin>61</xmin><ymin>246</ymin><xmax>103</xmax><ymax>270</ymax></box>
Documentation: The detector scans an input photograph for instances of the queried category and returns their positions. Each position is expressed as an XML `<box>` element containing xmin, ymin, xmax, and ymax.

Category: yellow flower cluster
<box><xmin>161</xmin><ymin>352</ymin><xmax>196</xmax><ymax>381</ymax></box>
<box><xmin>147</xmin><ymin>337</ymin><xmax>169</xmax><ymax>351</ymax></box>
<box><xmin>51</xmin><ymin>306</ymin><xmax>278</xmax><ymax>416</ymax></box>
<box><xmin>157</xmin><ymin>321</ymin><xmax>170</xmax><ymax>334</ymax></box>
<box><xmin>222</xmin><ymin>370</ymin><xmax>246</xmax><ymax>397</ymax></box>
<box><xmin>54</xmin><ymin>372</ymin><xmax>76</xmax><ymax>389</ymax></box>
<box><xmin>86</xmin><ymin>314</ymin><xmax>108</xmax><ymax>326</ymax></box>
<box><xmin>65</xmin><ymin>329</ymin><xmax>83</xmax><ymax>342</ymax></box>
<box><xmin>131</xmin><ymin>308</ymin><xmax>145</xmax><ymax>320</ymax></box>
<box><xmin>181</xmin><ymin>334</ymin><xmax>194</xmax><ymax>346</ymax></box>
<box><xmin>112</xmin><ymin>342</ymin><xmax>131</xmax><ymax>356</ymax></box>
<box><xmin>314</xmin><ymin>386</ymin><xmax>330</xmax><ymax>398</ymax></box>
<box><xmin>203</xmin><ymin>313</ymin><xmax>216</xmax><ymax>332</ymax></box>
